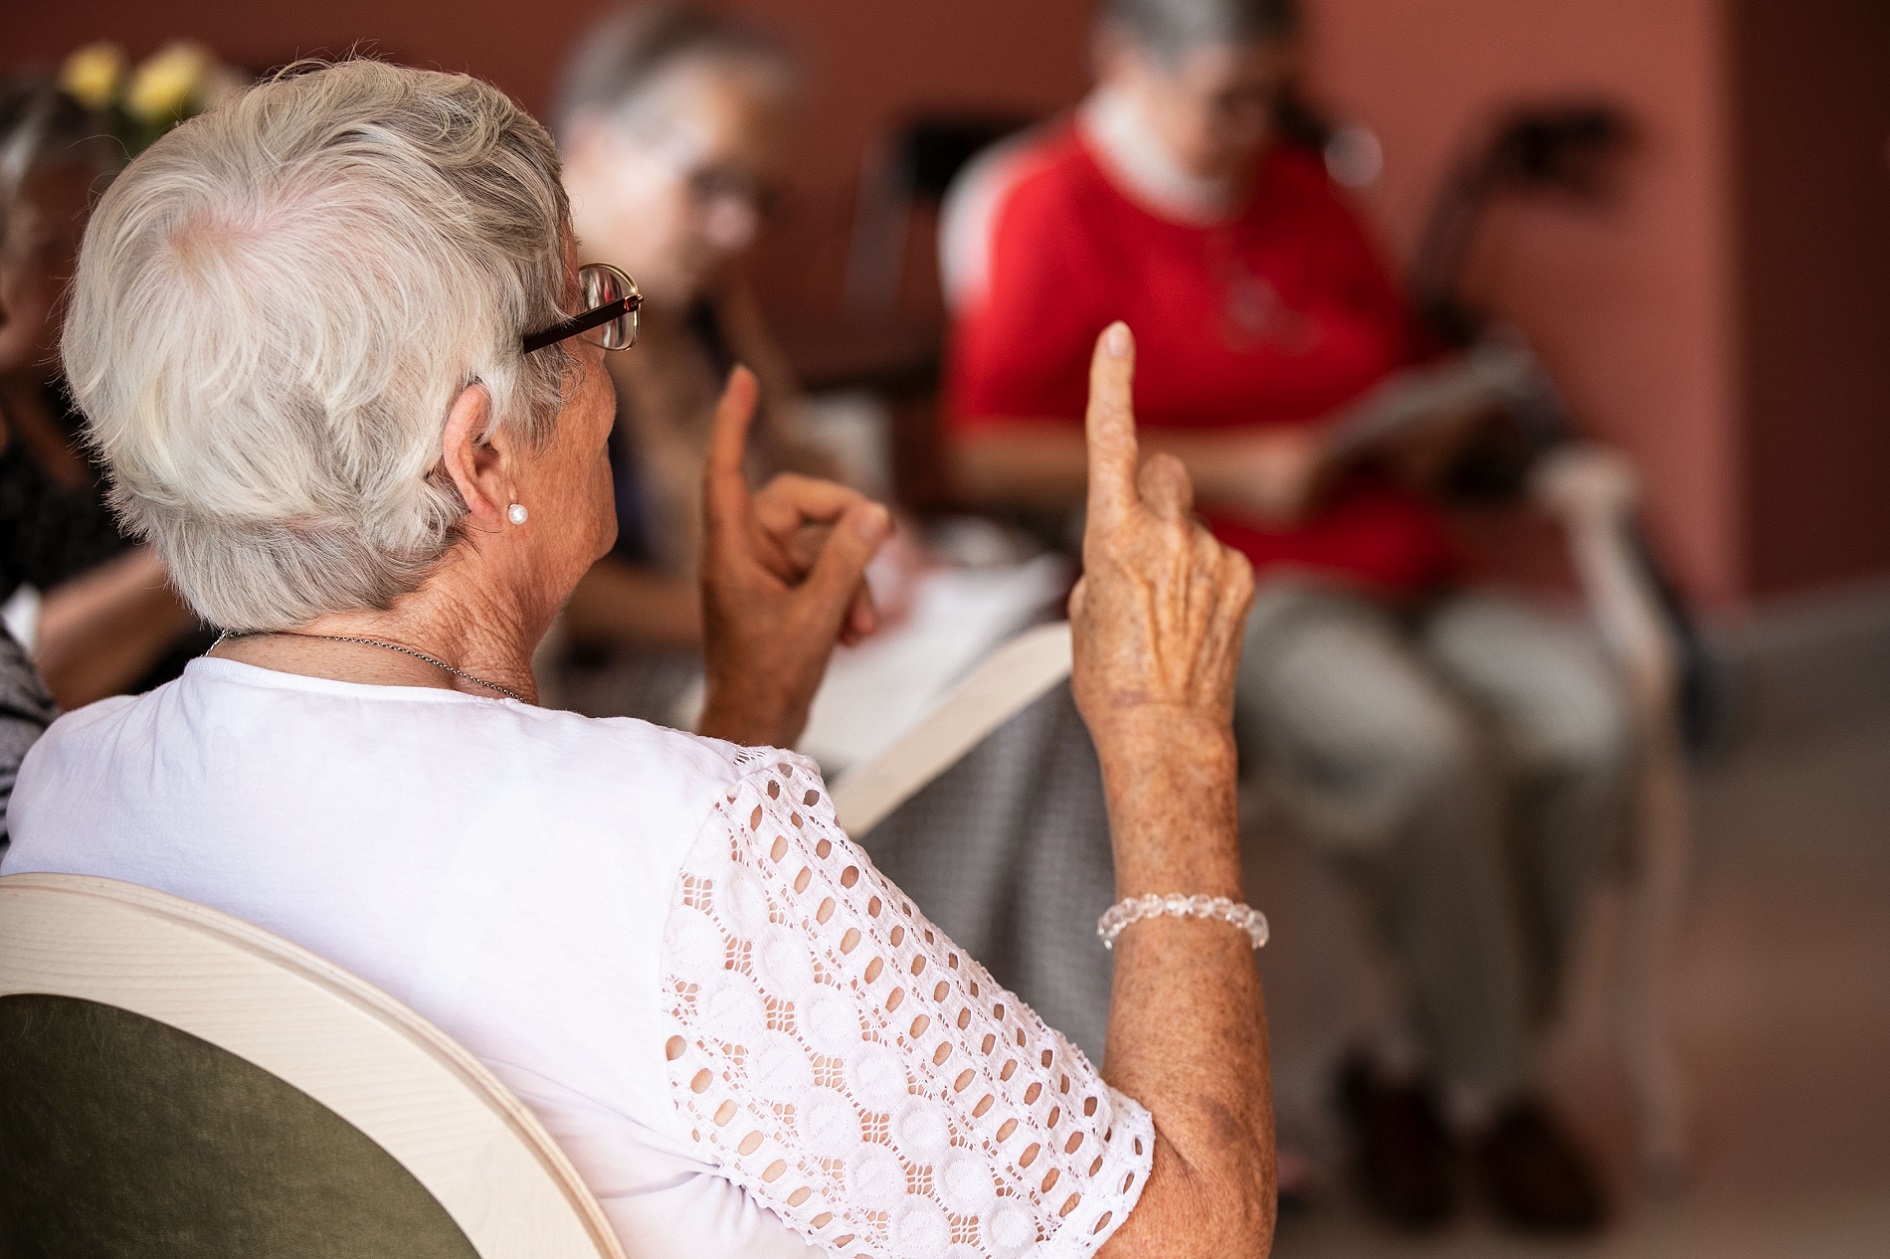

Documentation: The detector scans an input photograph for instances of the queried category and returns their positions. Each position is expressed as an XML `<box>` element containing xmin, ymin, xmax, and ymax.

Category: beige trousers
<box><xmin>1236</xmin><ymin>581</ymin><xmax>1634</xmax><ymax>1094</ymax></box>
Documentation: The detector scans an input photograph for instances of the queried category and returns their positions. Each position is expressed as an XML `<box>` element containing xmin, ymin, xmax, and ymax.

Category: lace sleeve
<box><xmin>661</xmin><ymin>749</ymin><xmax>1153</xmax><ymax>1259</ymax></box>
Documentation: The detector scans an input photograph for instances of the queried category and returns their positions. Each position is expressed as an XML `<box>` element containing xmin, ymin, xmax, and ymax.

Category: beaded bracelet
<box><xmin>1097</xmin><ymin>893</ymin><xmax>1270</xmax><ymax>951</ymax></box>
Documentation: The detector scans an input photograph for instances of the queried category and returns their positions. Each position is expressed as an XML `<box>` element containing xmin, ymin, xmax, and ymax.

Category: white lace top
<box><xmin>667</xmin><ymin>749</ymin><xmax>1152</xmax><ymax>1257</ymax></box>
<box><xmin>5</xmin><ymin>659</ymin><xmax>1152</xmax><ymax>1259</ymax></box>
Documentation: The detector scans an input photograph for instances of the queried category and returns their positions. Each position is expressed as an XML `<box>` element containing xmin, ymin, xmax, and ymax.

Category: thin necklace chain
<box><xmin>216</xmin><ymin>630</ymin><xmax>529</xmax><ymax>704</ymax></box>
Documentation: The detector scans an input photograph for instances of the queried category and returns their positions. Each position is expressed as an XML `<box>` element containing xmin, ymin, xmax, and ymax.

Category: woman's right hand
<box><xmin>1070</xmin><ymin>322</ymin><xmax>1255</xmax><ymax>775</ymax></box>
<box><xmin>696</xmin><ymin>367</ymin><xmax>891</xmax><ymax>750</ymax></box>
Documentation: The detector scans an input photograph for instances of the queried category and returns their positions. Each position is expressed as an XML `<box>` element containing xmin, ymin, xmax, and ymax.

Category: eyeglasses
<box><xmin>522</xmin><ymin>263</ymin><xmax>642</xmax><ymax>354</ymax></box>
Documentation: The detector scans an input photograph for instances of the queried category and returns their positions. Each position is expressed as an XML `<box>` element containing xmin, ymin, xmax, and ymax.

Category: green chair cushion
<box><xmin>0</xmin><ymin>993</ymin><xmax>481</xmax><ymax>1259</ymax></box>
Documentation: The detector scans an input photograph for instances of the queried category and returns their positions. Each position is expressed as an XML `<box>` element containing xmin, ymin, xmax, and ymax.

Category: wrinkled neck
<box><xmin>224</xmin><ymin>544</ymin><xmax>549</xmax><ymax>705</ymax></box>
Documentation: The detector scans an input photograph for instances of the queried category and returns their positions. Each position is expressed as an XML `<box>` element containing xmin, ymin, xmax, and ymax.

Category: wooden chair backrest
<box><xmin>0</xmin><ymin>872</ymin><xmax>626</xmax><ymax>1259</ymax></box>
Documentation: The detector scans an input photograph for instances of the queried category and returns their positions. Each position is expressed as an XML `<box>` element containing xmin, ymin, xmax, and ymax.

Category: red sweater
<box><xmin>945</xmin><ymin>123</ymin><xmax>1458</xmax><ymax>596</ymax></box>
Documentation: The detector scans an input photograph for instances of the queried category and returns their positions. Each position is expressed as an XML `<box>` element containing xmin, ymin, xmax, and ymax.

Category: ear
<box><xmin>439</xmin><ymin>383</ymin><xmax>508</xmax><ymax>530</ymax></box>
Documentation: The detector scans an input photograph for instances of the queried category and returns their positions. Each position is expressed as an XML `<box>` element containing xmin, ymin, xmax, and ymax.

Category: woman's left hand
<box><xmin>696</xmin><ymin>367</ymin><xmax>892</xmax><ymax>749</ymax></box>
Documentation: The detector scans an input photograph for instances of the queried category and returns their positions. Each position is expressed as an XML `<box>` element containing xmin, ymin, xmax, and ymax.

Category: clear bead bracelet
<box><xmin>1097</xmin><ymin>893</ymin><xmax>1270</xmax><ymax>950</ymax></box>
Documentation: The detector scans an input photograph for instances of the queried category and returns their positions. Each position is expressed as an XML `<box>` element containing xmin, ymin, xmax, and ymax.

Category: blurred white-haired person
<box><xmin>0</xmin><ymin>191</ymin><xmax>59</xmax><ymax>854</ymax></box>
<box><xmin>2</xmin><ymin>60</ymin><xmax>1279</xmax><ymax>1259</ymax></box>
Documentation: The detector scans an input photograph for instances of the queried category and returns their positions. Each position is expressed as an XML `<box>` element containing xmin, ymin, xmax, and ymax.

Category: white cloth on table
<box><xmin>2</xmin><ymin>658</ymin><xmax>1150</xmax><ymax>1259</ymax></box>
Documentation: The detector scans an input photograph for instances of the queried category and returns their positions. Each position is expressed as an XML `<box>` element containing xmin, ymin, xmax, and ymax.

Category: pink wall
<box><xmin>1305</xmin><ymin>0</ymin><xmax>1743</xmax><ymax>606</ymax></box>
<box><xmin>0</xmin><ymin>0</ymin><xmax>1771</xmax><ymax>606</ymax></box>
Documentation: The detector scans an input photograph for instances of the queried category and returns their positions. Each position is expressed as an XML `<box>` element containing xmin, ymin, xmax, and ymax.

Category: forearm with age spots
<box><xmin>1071</xmin><ymin>323</ymin><xmax>1274</xmax><ymax>1257</ymax></box>
<box><xmin>1095</xmin><ymin>728</ymin><xmax>1275</xmax><ymax>1258</ymax></box>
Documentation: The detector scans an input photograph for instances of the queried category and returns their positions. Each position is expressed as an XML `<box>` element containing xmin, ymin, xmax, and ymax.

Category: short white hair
<box><xmin>63</xmin><ymin>60</ymin><xmax>574</xmax><ymax>630</ymax></box>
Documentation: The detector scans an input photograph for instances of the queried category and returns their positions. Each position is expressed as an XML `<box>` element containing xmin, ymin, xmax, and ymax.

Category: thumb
<box><xmin>800</xmin><ymin>501</ymin><xmax>891</xmax><ymax>621</ymax></box>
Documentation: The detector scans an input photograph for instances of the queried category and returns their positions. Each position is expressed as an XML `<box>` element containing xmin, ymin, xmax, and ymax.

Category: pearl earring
<box><xmin>507</xmin><ymin>503</ymin><xmax>528</xmax><ymax>525</ymax></box>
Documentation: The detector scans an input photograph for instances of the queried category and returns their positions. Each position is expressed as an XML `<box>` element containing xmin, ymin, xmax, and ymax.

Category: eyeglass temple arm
<box><xmin>521</xmin><ymin>294</ymin><xmax>643</xmax><ymax>354</ymax></box>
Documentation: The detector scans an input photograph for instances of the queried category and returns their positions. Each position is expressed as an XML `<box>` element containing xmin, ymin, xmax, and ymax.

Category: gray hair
<box><xmin>1100</xmin><ymin>0</ymin><xmax>1299</xmax><ymax>60</ymax></box>
<box><xmin>551</xmin><ymin>2</ymin><xmax>795</xmax><ymax>142</ymax></box>
<box><xmin>62</xmin><ymin>59</ymin><xmax>574</xmax><ymax>631</ymax></box>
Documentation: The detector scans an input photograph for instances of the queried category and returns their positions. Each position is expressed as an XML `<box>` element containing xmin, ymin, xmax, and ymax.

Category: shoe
<box><xmin>1474</xmin><ymin>1099</ymin><xmax>1607</xmax><ymax>1233</ymax></box>
<box><xmin>1337</xmin><ymin>1056</ymin><xmax>1457</xmax><ymax>1230</ymax></box>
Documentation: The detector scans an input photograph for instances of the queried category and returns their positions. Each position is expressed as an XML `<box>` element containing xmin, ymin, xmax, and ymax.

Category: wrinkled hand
<box><xmin>697</xmin><ymin>367</ymin><xmax>892</xmax><ymax>748</ymax></box>
<box><xmin>1070</xmin><ymin>324</ymin><xmax>1255</xmax><ymax>769</ymax></box>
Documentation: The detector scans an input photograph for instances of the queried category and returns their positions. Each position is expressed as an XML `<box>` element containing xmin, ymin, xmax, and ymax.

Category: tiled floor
<box><xmin>1263</xmin><ymin>713</ymin><xmax>1890</xmax><ymax>1258</ymax></box>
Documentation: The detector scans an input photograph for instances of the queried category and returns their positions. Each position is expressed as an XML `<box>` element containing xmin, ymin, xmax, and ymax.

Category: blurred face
<box><xmin>562</xmin><ymin>57</ymin><xmax>792</xmax><ymax>308</ymax></box>
<box><xmin>0</xmin><ymin>162</ymin><xmax>97</xmax><ymax>377</ymax></box>
<box><xmin>1101</xmin><ymin>33</ymin><xmax>1295</xmax><ymax>186</ymax></box>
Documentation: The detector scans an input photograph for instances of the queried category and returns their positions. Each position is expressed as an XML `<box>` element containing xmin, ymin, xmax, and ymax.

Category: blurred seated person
<box><xmin>0</xmin><ymin>619</ymin><xmax>53</xmax><ymax>855</ymax></box>
<box><xmin>551</xmin><ymin>3</ymin><xmax>829</xmax><ymax>722</ymax></box>
<box><xmin>0</xmin><ymin>81</ymin><xmax>200</xmax><ymax>707</ymax></box>
<box><xmin>4</xmin><ymin>60</ymin><xmax>1279</xmax><ymax>1257</ymax></box>
<box><xmin>548</xmin><ymin>4</ymin><xmax>1126</xmax><ymax>1061</ymax></box>
<box><xmin>0</xmin><ymin>194</ymin><xmax>58</xmax><ymax>856</ymax></box>
<box><xmin>943</xmin><ymin>0</ymin><xmax>1625</xmax><ymax>1233</ymax></box>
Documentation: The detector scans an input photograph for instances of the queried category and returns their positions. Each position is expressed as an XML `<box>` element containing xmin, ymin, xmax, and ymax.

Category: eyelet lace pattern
<box><xmin>662</xmin><ymin>750</ymin><xmax>1153</xmax><ymax>1259</ymax></box>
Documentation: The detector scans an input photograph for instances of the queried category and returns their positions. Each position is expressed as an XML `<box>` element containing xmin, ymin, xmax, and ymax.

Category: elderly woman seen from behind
<box><xmin>2</xmin><ymin>62</ymin><xmax>1273</xmax><ymax>1258</ymax></box>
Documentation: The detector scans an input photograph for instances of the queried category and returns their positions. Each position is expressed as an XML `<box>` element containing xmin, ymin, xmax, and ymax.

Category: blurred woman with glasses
<box><xmin>550</xmin><ymin>4</ymin><xmax>831</xmax><ymax>720</ymax></box>
<box><xmin>547</xmin><ymin>5</ymin><xmax>1138</xmax><ymax>1069</ymax></box>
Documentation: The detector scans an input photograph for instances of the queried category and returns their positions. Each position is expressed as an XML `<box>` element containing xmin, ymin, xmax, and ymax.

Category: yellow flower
<box><xmin>59</xmin><ymin>42</ymin><xmax>128</xmax><ymax>112</ymax></box>
<box><xmin>125</xmin><ymin>41</ymin><xmax>214</xmax><ymax>124</ymax></box>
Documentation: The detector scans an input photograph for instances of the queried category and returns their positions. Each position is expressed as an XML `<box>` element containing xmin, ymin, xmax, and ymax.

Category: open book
<box><xmin>1318</xmin><ymin>340</ymin><xmax>1534</xmax><ymax>466</ymax></box>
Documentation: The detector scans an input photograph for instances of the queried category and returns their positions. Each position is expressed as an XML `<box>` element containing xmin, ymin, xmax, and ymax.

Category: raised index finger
<box><xmin>1085</xmin><ymin>321</ymin><xmax>1140</xmax><ymax>522</ymax></box>
<box><xmin>704</xmin><ymin>365</ymin><xmax>762</xmax><ymax>544</ymax></box>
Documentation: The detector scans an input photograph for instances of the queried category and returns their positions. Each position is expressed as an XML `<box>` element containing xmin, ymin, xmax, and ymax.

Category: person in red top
<box><xmin>947</xmin><ymin>95</ymin><xmax>1455</xmax><ymax>596</ymax></box>
<box><xmin>943</xmin><ymin>0</ymin><xmax>1625</xmax><ymax>1234</ymax></box>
